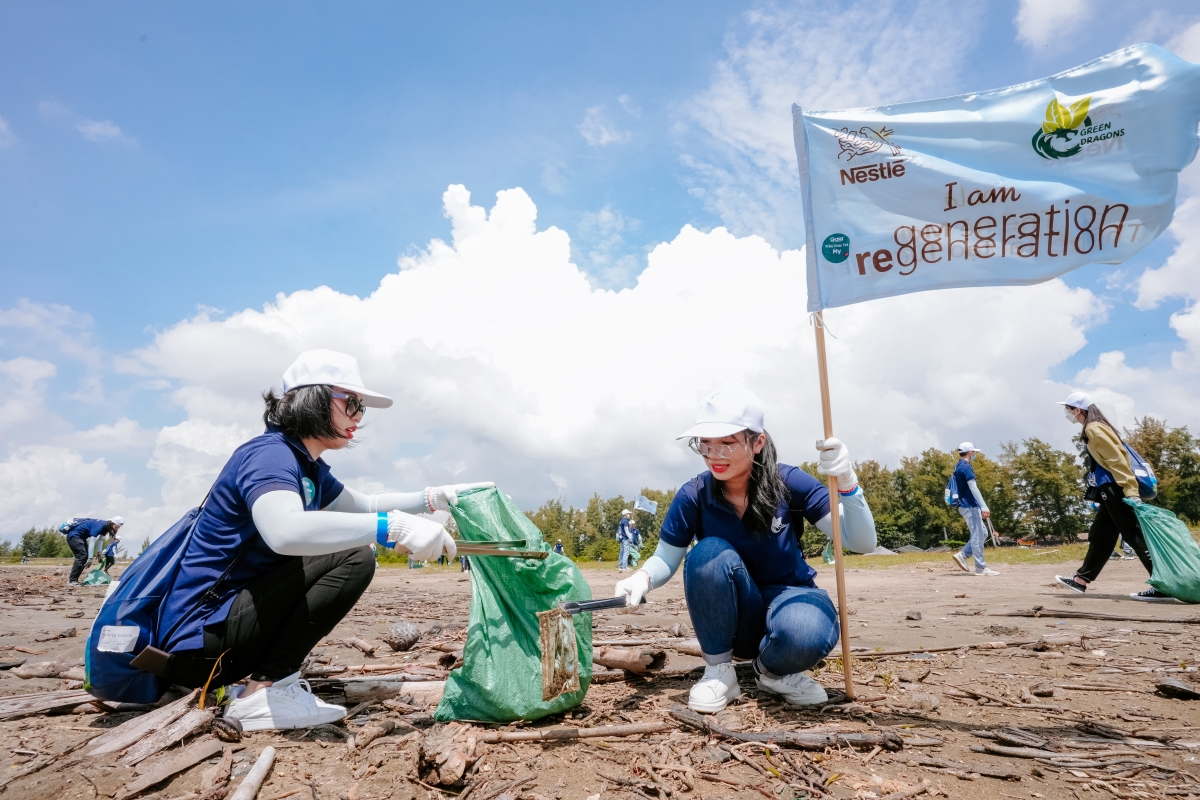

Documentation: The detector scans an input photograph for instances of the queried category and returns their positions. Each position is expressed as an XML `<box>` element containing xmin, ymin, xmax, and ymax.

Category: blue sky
<box><xmin>3</xmin><ymin>1</ymin><xmax>1200</xmax><ymax>539</ymax></box>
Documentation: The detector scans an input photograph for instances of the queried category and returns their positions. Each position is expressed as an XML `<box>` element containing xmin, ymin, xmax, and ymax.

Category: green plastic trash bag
<box><xmin>1127</xmin><ymin>499</ymin><xmax>1200</xmax><ymax>604</ymax></box>
<box><xmin>434</xmin><ymin>487</ymin><xmax>593</xmax><ymax>722</ymax></box>
<box><xmin>82</xmin><ymin>567</ymin><xmax>111</xmax><ymax>586</ymax></box>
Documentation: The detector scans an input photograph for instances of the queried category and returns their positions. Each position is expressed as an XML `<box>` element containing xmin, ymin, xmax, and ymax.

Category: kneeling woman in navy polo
<box><xmin>614</xmin><ymin>386</ymin><xmax>876</xmax><ymax>713</ymax></box>
<box><xmin>157</xmin><ymin>350</ymin><xmax>490</xmax><ymax>732</ymax></box>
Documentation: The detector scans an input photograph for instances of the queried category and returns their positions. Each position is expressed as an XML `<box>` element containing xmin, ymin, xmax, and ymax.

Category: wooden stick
<box><xmin>477</xmin><ymin>721</ymin><xmax>672</xmax><ymax>743</ymax></box>
<box><xmin>998</xmin><ymin>607</ymin><xmax>1200</xmax><ymax>625</ymax></box>
<box><xmin>229</xmin><ymin>746</ymin><xmax>276</xmax><ymax>800</ymax></box>
<box><xmin>115</xmin><ymin>738</ymin><xmax>225</xmax><ymax>799</ymax></box>
<box><xmin>814</xmin><ymin>311</ymin><xmax>854</xmax><ymax>701</ymax></box>
<box><xmin>669</xmin><ymin>704</ymin><xmax>902</xmax><ymax>751</ymax></box>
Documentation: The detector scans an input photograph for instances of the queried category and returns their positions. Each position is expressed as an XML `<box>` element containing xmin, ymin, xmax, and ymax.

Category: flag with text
<box><xmin>793</xmin><ymin>44</ymin><xmax>1200</xmax><ymax>311</ymax></box>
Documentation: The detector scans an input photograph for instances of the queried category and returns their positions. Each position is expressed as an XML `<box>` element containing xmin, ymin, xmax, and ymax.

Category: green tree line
<box><xmin>526</xmin><ymin>418</ymin><xmax>1200</xmax><ymax>557</ymax></box>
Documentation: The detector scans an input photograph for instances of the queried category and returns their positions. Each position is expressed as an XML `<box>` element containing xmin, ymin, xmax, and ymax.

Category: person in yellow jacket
<box><xmin>1054</xmin><ymin>392</ymin><xmax>1171</xmax><ymax>601</ymax></box>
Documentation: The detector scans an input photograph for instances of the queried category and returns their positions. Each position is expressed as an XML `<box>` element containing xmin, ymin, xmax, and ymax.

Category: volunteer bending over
<box><xmin>614</xmin><ymin>387</ymin><xmax>876</xmax><ymax>714</ymax></box>
<box><xmin>157</xmin><ymin>350</ymin><xmax>490</xmax><ymax>731</ymax></box>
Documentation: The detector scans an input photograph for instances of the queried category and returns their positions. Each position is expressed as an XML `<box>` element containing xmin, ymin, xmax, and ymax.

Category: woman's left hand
<box><xmin>816</xmin><ymin>438</ymin><xmax>858</xmax><ymax>491</ymax></box>
<box><xmin>424</xmin><ymin>482</ymin><xmax>496</xmax><ymax>513</ymax></box>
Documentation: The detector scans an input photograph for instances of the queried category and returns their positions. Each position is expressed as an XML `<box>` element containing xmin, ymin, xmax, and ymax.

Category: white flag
<box><xmin>634</xmin><ymin>495</ymin><xmax>658</xmax><ymax>514</ymax></box>
<box><xmin>793</xmin><ymin>44</ymin><xmax>1200</xmax><ymax>311</ymax></box>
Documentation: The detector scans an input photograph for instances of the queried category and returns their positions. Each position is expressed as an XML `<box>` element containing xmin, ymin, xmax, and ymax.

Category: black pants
<box><xmin>102</xmin><ymin>555</ymin><xmax>115</xmax><ymax>573</ymax></box>
<box><xmin>67</xmin><ymin>536</ymin><xmax>90</xmax><ymax>583</ymax></box>
<box><xmin>1077</xmin><ymin>485</ymin><xmax>1153</xmax><ymax>583</ymax></box>
<box><xmin>163</xmin><ymin>545</ymin><xmax>375</xmax><ymax>687</ymax></box>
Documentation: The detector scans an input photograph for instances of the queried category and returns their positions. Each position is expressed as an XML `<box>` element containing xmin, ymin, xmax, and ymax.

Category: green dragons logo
<box><xmin>1031</xmin><ymin>95</ymin><xmax>1092</xmax><ymax>159</ymax></box>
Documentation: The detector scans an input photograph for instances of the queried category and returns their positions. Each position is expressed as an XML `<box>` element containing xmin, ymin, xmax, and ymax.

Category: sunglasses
<box><xmin>331</xmin><ymin>391</ymin><xmax>366</xmax><ymax>418</ymax></box>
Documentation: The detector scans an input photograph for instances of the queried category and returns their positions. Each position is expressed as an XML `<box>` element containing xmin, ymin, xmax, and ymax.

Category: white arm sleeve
<box><xmin>814</xmin><ymin>486</ymin><xmax>877</xmax><ymax>554</ymax></box>
<box><xmin>641</xmin><ymin>542</ymin><xmax>688</xmax><ymax>590</ymax></box>
<box><xmin>967</xmin><ymin>479</ymin><xmax>989</xmax><ymax>513</ymax></box>
<box><xmin>325</xmin><ymin>486</ymin><xmax>428</xmax><ymax>514</ymax></box>
<box><xmin>251</xmin><ymin>490</ymin><xmax>379</xmax><ymax>556</ymax></box>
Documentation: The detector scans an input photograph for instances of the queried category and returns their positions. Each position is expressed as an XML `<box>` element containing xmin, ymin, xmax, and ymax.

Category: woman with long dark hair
<box><xmin>613</xmin><ymin>386</ymin><xmax>876</xmax><ymax>713</ymax></box>
<box><xmin>1054</xmin><ymin>392</ymin><xmax>1170</xmax><ymax>600</ymax></box>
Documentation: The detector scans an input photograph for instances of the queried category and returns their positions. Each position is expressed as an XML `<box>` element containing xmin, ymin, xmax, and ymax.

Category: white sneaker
<box><xmin>975</xmin><ymin>568</ymin><xmax>1000</xmax><ymax>576</ymax></box>
<box><xmin>951</xmin><ymin>552</ymin><xmax>970</xmax><ymax>572</ymax></box>
<box><xmin>688</xmin><ymin>663</ymin><xmax>741</xmax><ymax>714</ymax></box>
<box><xmin>755</xmin><ymin>669</ymin><xmax>828</xmax><ymax>706</ymax></box>
<box><xmin>223</xmin><ymin>672</ymin><xmax>347</xmax><ymax>731</ymax></box>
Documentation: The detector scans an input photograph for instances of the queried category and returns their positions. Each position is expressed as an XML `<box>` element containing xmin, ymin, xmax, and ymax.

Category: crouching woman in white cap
<box><xmin>155</xmin><ymin>350</ymin><xmax>491</xmax><ymax>731</ymax></box>
<box><xmin>614</xmin><ymin>386</ymin><xmax>876</xmax><ymax>713</ymax></box>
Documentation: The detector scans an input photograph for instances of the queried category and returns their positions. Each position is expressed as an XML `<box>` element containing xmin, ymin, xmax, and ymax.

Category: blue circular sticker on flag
<box><xmin>822</xmin><ymin>233</ymin><xmax>850</xmax><ymax>263</ymax></box>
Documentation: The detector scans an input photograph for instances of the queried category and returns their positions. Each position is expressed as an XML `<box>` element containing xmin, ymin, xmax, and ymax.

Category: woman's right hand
<box><xmin>387</xmin><ymin>513</ymin><xmax>457</xmax><ymax>561</ymax></box>
<box><xmin>613</xmin><ymin>570</ymin><xmax>652</xmax><ymax>611</ymax></box>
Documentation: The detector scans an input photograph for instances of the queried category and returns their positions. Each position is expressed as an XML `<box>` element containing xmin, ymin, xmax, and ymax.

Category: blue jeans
<box><xmin>682</xmin><ymin>537</ymin><xmax>839</xmax><ymax>676</ymax></box>
<box><xmin>618</xmin><ymin>539</ymin><xmax>630</xmax><ymax>569</ymax></box>
<box><xmin>957</xmin><ymin>506</ymin><xmax>988</xmax><ymax>572</ymax></box>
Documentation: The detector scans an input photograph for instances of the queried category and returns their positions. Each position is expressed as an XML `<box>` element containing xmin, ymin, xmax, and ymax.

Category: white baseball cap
<box><xmin>622</xmin><ymin>509</ymin><xmax>631</xmax><ymax>516</ymax></box>
<box><xmin>110</xmin><ymin>516</ymin><xmax>125</xmax><ymax>526</ymax></box>
<box><xmin>1058</xmin><ymin>391</ymin><xmax>1093</xmax><ymax>411</ymax></box>
<box><xmin>957</xmin><ymin>442</ymin><xmax>980</xmax><ymax>454</ymax></box>
<box><xmin>282</xmin><ymin>350</ymin><xmax>393</xmax><ymax>408</ymax></box>
<box><xmin>677</xmin><ymin>385</ymin><xmax>765</xmax><ymax>440</ymax></box>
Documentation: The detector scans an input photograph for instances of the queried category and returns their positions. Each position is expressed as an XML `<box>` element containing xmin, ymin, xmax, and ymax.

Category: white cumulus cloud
<box><xmin>63</xmin><ymin>183</ymin><xmax>1100</xmax><ymax>547</ymax></box>
<box><xmin>578</xmin><ymin>105</ymin><xmax>631</xmax><ymax>147</ymax></box>
<box><xmin>76</xmin><ymin>118</ymin><xmax>135</xmax><ymax>145</ymax></box>
<box><xmin>0</xmin><ymin>117</ymin><xmax>16</xmax><ymax>148</ymax></box>
<box><xmin>1014</xmin><ymin>0</ymin><xmax>1093</xmax><ymax>49</ymax></box>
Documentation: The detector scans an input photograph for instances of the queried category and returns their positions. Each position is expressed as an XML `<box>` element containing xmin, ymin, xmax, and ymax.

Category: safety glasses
<box><xmin>688</xmin><ymin>438</ymin><xmax>747</xmax><ymax>459</ymax></box>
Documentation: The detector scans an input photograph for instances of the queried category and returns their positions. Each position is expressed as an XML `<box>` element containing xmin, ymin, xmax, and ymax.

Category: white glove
<box><xmin>613</xmin><ymin>569</ymin><xmax>652</xmax><ymax>612</ymax></box>
<box><xmin>816</xmin><ymin>437</ymin><xmax>858</xmax><ymax>491</ymax></box>
<box><xmin>387</xmin><ymin>513</ymin><xmax>457</xmax><ymax>561</ymax></box>
<box><xmin>424</xmin><ymin>482</ymin><xmax>496</xmax><ymax>513</ymax></box>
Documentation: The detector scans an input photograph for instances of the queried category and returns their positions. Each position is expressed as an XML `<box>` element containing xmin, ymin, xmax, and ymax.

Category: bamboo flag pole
<box><xmin>812</xmin><ymin>311</ymin><xmax>854</xmax><ymax>700</ymax></box>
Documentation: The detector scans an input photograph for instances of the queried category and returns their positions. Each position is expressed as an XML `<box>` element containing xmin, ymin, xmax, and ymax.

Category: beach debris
<box><xmin>382</xmin><ymin>621</ymin><xmax>422</xmax><ymax>652</ymax></box>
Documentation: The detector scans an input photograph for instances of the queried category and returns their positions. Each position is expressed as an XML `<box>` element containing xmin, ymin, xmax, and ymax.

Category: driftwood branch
<box><xmin>997</xmin><ymin>606</ymin><xmax>1200</xmax><ymax>624</ymax></box>
<box><xmin>119</xmin><ymin>708</ymin><xmax>217</xmax><ymax>766</ymax></box>
<box><xmin>669</xmin><ymin>705</ymin><xmax>903</xmax><ymax>751</ymax></box>
<box><xmin>116</xmin><ymin>737</ymin><xmax>225</xmax><ymax>799</ymax></box>
<box><xmin>90</xmin><ymin>690</ymin><xmax>199</xmax><ymax>756</ymax></box>
<box><xmin>0</xmin><ymin>689</ymin><xmax>97</xmax><ymax>721</ymax></box>
<box><xmin>228</xmin><ymin>746</ymin><xmax>276</xmax><ymax>800</ymax></box>
<box><xmin>592</xmin><ymin>647</ymin><xmax>667</xmax><ymax>674</ymax></box>
<box><xmin>478</xmin><ymin>720</ymin><xmax>673</xmax><ymax>743</ymax></box>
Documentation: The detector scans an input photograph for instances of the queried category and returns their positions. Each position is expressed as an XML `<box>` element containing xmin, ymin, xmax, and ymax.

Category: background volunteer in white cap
<box><xmin>949</xmin><ymin>443</ymin><xmax>999</xmax><ymax>576</ymax></box>
<box><xmin>1054</xmin><ymin>392</ymin><xmax>1169</xmax><ymax>601</ymax></box>
<box><xmin>152</xmin><ymin>349</ymin><xmax>494</xmax><ymax>732</ymax></box>
<box><xmin>613</xmin><ymin>385</ymin><xmax>877</xmax><ymax>714</ymax></box>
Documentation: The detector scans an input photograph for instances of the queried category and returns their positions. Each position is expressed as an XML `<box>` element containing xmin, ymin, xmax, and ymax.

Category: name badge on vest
<box><xmin>302</xmin><ymin>477</ymin><xmax>316</xmax><ymax>508</ymax></box>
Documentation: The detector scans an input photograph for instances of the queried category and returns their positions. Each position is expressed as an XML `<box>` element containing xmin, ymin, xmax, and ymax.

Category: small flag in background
<box><xmin>634</xmin><ymin>495</ymin><xmax>658</xmax><ymax>514</ymax></box>
<box><xmin>792</xmin><ymin>43</ymin><xmax>1200</xmax><ymax>311</ymax></box>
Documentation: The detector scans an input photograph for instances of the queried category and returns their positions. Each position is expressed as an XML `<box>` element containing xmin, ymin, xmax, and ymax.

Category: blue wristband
<box><xmin>376</xmin><ymin>512</ymin><xmax>392</xmax><ymax>548</ymax></box>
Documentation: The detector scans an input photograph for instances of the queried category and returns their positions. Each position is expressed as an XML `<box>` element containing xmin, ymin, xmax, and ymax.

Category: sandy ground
<box><xmin>1</xmin><ymin>557</ymin><xmax>1198</xmax><ymax>800</ymax></box>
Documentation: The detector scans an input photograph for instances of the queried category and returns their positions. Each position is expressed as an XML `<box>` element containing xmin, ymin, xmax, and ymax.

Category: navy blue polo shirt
<box><xmin>159</xmin><ymin>424</ymin><xmax>344</xmax><ymax>654</ymax></box>
<box><xmin>617</xmin><ymin>518</ymin><xmax>632</xmax><ymax>542</ymax></box>
<box><xmin>659</xmin><ymin>464</ymin><xmax>830</xmax><ymax>588</ymax></box>
<box><xmin>953</xmin><ymin>460</ymin><xmax>980</xmax><ymax>508</ymax></box>
<box><xmin>66</xmin><ymin>519</ymin><xmax>110</xmax><ymax>541</ymax></box>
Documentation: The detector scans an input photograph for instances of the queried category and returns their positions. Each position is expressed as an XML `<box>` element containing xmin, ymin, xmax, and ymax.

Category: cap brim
<box><xmin>335</xmin><ymin>384</ymin><xmax>393</xmax><ymax>408</ymax></box>
<box><xmin>677</xmin><ymin>422</ymin><xmax>750</xmax><ymax>440</ymax></box>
